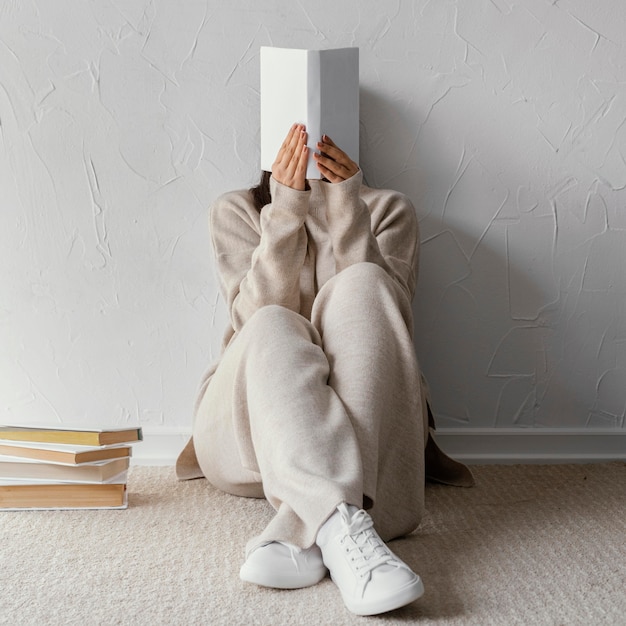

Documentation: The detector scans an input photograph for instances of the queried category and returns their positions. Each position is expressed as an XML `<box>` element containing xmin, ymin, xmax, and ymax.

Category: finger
<box><xmin>313</xmin><ymin>150</ymin><xmax>350</xmax><ymax>178</ymax></box>
<box><xmin>295</xmin><ymin>131</ymin><xmax>309</xmax><ymax>183</ymax></box>
<box><xmin>321</xmin><ymin>134</ymin><xmax>339</xmax><ymax>149</ymax></box>
<box><xmin>288</xmin><ymin>128</ymin><xmax>307</xmax><ymax>171</ymax></box>
<box><xmin>284</xmin><ymin>124</ymin><xmax>304</xmax><ymax>163</ymax></box>
<box><xmin>295</xmin><ymin>144</ymin><xmax>309</xmax><ymax>179</ymax></box>
<box><xmin>273</xmin><ymin>125</ymin><xmax>306</xmax><ymax>189</ymax></box>
<box><xmin>315</xmin><ymin>159</ymin><xmax>343</xmax><ymax>184</ymax></box>
<box><xmin>275</xmin><ymin>123</ymin><xmax>303</xmax><ymax>167</ymax></box>
<box><xmin>317</xmin><ymin>147</ymin><xmax>356</xmax><ymax>178</ymax></box>
<box><xmin>317</xmin><ymin>135</ymin><xmax>353</xmax><ymax>167</ymax></box>
<box><xmin>295</xmin><ymin>127</ymin><xmax>307</xmax><ymax>157</ymax></box>
<box><xmin>282</xmin><ymin>143</ymin><xmax>308</xmax><ymax>191</ymax></box>
<box><xmin>283</xmin><ymin>130</ymin><xmax>308</xmax><ymax>190</ymax></box>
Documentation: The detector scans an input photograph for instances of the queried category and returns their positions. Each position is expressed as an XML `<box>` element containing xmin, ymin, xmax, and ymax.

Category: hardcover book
<box><xmin>0</xmin><ymin>481</ymin><xmax>128</xmax><ymax>510</ymax></box>
<box><xmin>0</xmin><ymin>442</ymin><xmax>132</xmax><ymax>465</ymax></box>
<box><xmin>260</xmin><ymin>46</ymin><xmax>359</xmax><ymax>179</ymax></box>
<box><xmin>0</xmin><ymin>456</ymin><xmax>130</xmax><ymax>482</ymax></box>
<box><xmin>0</xmin><ymin>423</ymin><xmax>141</xmax><ymax>511</ymax></box>
<box><xmin>0</xmin><ymin>424</ymin><xmax>142</xmax><ymax>446</ymax></box>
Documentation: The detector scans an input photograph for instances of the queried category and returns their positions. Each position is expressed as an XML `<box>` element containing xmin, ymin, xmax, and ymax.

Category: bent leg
<box><xmin>311</xmin><ymin>263</ymin><xmax>426</xmax><ymax>541</ymax></box>
<box><xmin>193</xmin><ymin>305</ymin><xmax>363</xmax><ymax>550</ymax></box>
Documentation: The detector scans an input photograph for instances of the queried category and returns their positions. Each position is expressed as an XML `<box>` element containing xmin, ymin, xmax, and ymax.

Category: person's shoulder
<box><xmin>360</xmin><ymin>183</ymin><xmax>415</xmax><ymax>211</ymax></box>
<box><xmin>213</xmin><ymin>188</ymin><xmax>255</xmax><ymax>209</ymax></box>
<box><xmin>211</xmin><ymin>188</ymin><xmax>258</xmax><ymax>217</ymax></box>
<box><xmin>210</xmin><ymin>188</ymin><xmax>260</xmax><ymax>231</ymax></box>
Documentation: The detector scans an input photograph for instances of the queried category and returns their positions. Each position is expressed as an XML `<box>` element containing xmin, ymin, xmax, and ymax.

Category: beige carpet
<box><xmin>1</xmin><ymin>463</ymin><xmax>625</xmax><ymax>625</ymax></box>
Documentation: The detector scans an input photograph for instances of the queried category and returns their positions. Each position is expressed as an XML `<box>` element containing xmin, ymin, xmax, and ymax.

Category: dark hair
<box><xmin>249</xmin><ymin>170</ymin><xmax>271</xmax><ymax>212</ymax></box>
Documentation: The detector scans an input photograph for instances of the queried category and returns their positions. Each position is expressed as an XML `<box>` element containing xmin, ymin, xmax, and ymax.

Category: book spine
<box><xmin>306</xmin><ymin>50</ymin><xmax>322</xmax><ymax>180</ymax></box>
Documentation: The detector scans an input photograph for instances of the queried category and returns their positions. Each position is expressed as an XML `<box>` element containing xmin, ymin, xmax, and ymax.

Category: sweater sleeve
<box><xmin>210</xmin><ymin>180</ymin><xmax>310</xmax><ymax>332</ymax></box>
<box><xmin>324</xmin><ymin>171</ymin><xmax>420</xmax><ymax>302</ymax></box>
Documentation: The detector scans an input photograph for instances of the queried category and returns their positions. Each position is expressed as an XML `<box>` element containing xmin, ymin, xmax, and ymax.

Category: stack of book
<box><xmin>0</xmin><ymin>424</ymin><xmax>142</xmax><ymax>510</ymax></box>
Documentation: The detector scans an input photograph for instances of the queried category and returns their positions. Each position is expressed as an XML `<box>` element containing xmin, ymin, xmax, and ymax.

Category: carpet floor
<box><xmin>1</xmin><ymin>462</ymin><xmax>625</xmax><ymax>625</ymax></box>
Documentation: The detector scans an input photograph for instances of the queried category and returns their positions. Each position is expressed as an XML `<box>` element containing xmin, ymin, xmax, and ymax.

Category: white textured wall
<box><xmin>1</xmin><ymin>1</ymin><xmax>625</xmax><ymax>442</ymax></box>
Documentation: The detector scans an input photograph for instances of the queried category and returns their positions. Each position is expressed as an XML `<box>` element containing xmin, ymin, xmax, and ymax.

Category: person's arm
<box><xmin>210</xmin><ymin>124</ymin><xmax>311</xmax><ymax>332</ymax></box>
<box><xmin>209</xmin><ymin>186</ymin><xmax>308</xmax><ymax>332</ymax></box>
<box><xmin>314</xmin><ymin>135</ymin><xmax>419</xmax><ymax>302</ymax></box>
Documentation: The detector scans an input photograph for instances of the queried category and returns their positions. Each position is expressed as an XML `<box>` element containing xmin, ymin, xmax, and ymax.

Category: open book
<box><xmin>260</xmin><ymin>46</ymin><xmax>359</xmax><ymax>179</ymax></box>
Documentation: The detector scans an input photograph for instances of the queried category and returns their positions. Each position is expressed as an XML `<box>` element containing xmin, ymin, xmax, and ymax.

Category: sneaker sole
<box><xmin>340</xmin><ymin>575</ymin><xmax>425</xmax><ymax>616</ymax></box>
<box><xmin>240</xmin><ymin>563</ymin><xmax>328</xmax><ymax>590</ymax></box>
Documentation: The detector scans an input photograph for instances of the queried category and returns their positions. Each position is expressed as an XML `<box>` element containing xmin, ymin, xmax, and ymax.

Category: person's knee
<box><xmin>337</xmin><ymin>262</ymin><xmax>393</xmax><ymax>290</ymax></box>
<box><xmin>342</xmin><ymin>261</ymin><xmax>387</xmax><ymax>281</ymax></box>
<box><xmin>331</xmin><ymin>262</ymin><xmax>397</xmax><ymax>301</ymax></box>
<box><xmin>246</xmin><ymin>305</ymin><xmax>302</xmax><ymax>333</ymax></box>
<box><xmin>242</xmin><ymin>306</ymin><xmax>319</xmax><ymax>352</ymax></box>
<box><xmin>313</xmin><ymin>262</ymin><xmax>412</xmax><ymax>328</ymax></box>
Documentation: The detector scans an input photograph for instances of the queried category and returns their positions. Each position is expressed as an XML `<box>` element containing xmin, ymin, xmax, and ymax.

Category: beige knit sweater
<box><xmin>177</xmin><ymin>170</ymin><xmax>420</xmax><ymax>479</ymax></box>
<box><xmin>214</xmin><ymin>171</ymin><xmax>418</xmax><ymax>343</ymax></box>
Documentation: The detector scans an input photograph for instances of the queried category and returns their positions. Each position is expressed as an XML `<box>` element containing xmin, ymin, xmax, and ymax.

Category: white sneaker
<box><xmin>316</xmin><ymin>503</ymin><xmax>424</xmax><ymax>615</ymax></box>
<box><xmin>240</xmin><ymin>541</ymin><xmax>327</xmax><ymax>589</ymax></box>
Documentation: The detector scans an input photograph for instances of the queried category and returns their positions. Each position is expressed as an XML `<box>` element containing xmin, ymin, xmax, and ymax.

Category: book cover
<box><xmin>0</xmin><ymin>442</ymin><xmax>132</xmax><ymax>465</ymax></box>
<box><xmin>0</xmin><ymin>424</ymin><xmax>142</xmax><ymax>446</ymax></box>
<box><xmin>0</xmin><ymin>481</ymin><xmax>128</xmax><ymax>510</ymax></box>
<box><xmin>0</xmin><ymin>456</ymin><xmax>130</xmax><ymax>483</ymax></box>
<box><xmin>260</xmin><ymin>46</ymin><xmax>359</xmax><ymax>179</ymax></box>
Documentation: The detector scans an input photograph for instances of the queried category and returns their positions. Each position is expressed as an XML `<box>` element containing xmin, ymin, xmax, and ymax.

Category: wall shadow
<box><xmin>359</xmin><ymin>85</ymin><xmax>579</xmax><ymax>429</ymax></box>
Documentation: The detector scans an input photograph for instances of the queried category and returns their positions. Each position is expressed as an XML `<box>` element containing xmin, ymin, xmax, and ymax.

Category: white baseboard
<box><xmin>433</xmin><ymin>428</ymin><xmax>626</xmax><ymax>464</ymax></box>
<box><xmin>131</xmin><ymin>428</ymin><xmax>626</xmax><ymax>466</ymax></box>
<box><xmin>132</xmin><ymin>430</ymin><xmax>192</xmax><ymax>466</ymax></box>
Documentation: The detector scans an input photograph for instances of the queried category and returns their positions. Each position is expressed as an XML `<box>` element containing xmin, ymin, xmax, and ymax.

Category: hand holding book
<box><xmin>314</xmin><ymin>134</ymin><xmax>359</xmax><ymax>183</ymax></box>
<box><xmin>260</xmin><ymin>47</ymin><xmax>359</xmax><ymax>180</ymax></box>
<box><xmin>272</xmin><ymin>124</ymin><xmax>359</xmax><ymax>190</ymax></box>
<box><xmin>272</xmin><ymin>123</ymin><xmax>309</xmax><ymax>191</ymax></box>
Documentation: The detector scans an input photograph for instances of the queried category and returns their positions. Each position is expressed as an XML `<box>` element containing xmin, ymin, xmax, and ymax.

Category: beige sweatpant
<box><xmin>193</xmin><ymin>262</ymin><xmax>425</xmax><ymax>552</ymax></box>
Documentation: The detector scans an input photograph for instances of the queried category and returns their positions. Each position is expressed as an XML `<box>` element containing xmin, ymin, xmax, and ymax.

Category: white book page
<box><xmin>319</xmin><ymin>48</ymin><xmax>359</xmax><ymax>167</ymax></box>
<box><xmin>260</xmin><ymin>47</ymin><xmax>359</xmax><ymax>180</ymax></box>
<box><xmin>0</xmin><ymin>441</ymin><xmax>130</xmax><ymax>452</ymax></box>
<box><xmin>260</xmin><ymin>47</ymin><xmax>308</xmax><ymax>173</ymax></box>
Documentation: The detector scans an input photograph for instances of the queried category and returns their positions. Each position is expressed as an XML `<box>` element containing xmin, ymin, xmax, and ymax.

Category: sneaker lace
<box><xmin>338</xmin><ymin>506</ymin><xmax>399</xmax><ymax>578</ymax></box>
